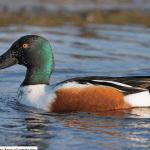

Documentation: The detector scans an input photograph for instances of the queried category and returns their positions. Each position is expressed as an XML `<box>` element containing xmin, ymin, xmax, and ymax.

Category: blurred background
<box><xmin>0</xmin><ymin>0</ymin><xmax>150</xmax><ymax>27</ymax></box>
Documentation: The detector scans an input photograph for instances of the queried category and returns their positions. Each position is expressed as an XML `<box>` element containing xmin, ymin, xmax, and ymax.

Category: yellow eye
<box><xmin>23</xmin><ymin>44</ymin><xmax>28</xmax><ymax>48</ymax></box>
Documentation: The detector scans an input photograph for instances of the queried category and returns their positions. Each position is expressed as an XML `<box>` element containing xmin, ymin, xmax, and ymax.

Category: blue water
<box><xmin>0</xmin><ymin>24</ymin><xmax>150</xmax><ymax>149</ymax></box>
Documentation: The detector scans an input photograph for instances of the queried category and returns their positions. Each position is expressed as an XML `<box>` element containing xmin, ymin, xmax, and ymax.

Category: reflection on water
<box><xmin>19</xmin><ymin>108</ymin><xmax>150</xmax><ymax>149</ymax></box>
<box><xmin>0</xmin><ymin>24</ymin><xmax>150</xmax><ymax>149</ymax></box>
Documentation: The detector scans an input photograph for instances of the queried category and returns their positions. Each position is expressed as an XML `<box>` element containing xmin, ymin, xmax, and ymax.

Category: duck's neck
<box><xmin>21</xmin><ymin>65</ymin><xmax>54</xmax><ymax>86</ymax></box>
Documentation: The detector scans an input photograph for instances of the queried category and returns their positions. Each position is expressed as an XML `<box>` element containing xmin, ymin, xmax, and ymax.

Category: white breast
<box><xmin>17</xmin><ymin>85</ymin><xmax>57</xmax><ymax>111</ymax></box>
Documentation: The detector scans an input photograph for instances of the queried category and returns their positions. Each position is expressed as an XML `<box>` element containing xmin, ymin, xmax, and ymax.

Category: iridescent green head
<box><xmin>0</xmin><ymin>35</ymin><xmax>54</xmax><ymax>86</ymax></box>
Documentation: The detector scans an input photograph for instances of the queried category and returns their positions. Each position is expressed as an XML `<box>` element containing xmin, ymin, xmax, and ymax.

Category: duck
<box><xmin>0</xmin><ymin>35</ymin><xmax>150</xmax><ymax>113</ymax></box>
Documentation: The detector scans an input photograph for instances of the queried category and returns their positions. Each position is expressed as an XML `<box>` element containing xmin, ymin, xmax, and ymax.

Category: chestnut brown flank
<box><xmin>50</xmin><ymin>86</ymin><xmax>131</xmax><ymax>113</ymax></box>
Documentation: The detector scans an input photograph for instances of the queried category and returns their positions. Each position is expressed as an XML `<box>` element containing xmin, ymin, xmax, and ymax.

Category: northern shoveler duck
<box><xmin>0</xmin><ymin>35</ymin><xmax>150</xmax><ymax>113</ymax></box>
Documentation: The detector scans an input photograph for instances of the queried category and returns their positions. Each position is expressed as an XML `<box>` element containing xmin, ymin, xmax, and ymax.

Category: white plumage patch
<box><xmin>61</xmin><ymin>81</ymin><xmax>93</xmax><ymax>89</ymax></box>
<box><xmin>17</xmin><ymin>85</ymin><xmax>56</xmax><ymax>111</ymax></box>
<box><xmin>124</xmin><ymin>91</ymin><xmax>150</xmax><ymax>107</ymax></box>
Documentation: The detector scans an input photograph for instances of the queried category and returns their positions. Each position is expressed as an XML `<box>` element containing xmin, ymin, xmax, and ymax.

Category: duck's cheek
<box><xmin>50</xmin><ymin>86</ymin><xmax>131</xmax><ymax>113</ymax></box>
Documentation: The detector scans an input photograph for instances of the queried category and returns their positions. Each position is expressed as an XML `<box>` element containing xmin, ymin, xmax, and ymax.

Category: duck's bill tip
<box><xmin>0</xmin><ymin>49</ymin><xmax>18</xmax><ymax>70</ymax></box>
